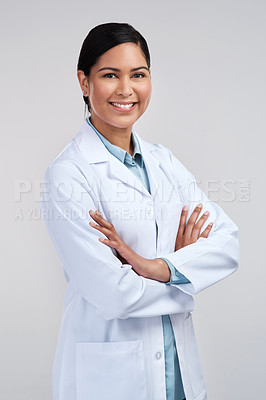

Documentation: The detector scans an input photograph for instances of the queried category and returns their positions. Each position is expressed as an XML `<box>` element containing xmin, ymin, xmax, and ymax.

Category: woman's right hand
<box><xmin>175</xmin><ymin>203</ymin><xmax>213</xmax><ymax>251</ymax></box>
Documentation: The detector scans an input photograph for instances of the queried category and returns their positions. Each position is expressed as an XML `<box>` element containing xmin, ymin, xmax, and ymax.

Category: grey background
<box><xmin>1</xmin><ymin>0</ymin><xmax>265</xmax><ymax>398</ymax></box>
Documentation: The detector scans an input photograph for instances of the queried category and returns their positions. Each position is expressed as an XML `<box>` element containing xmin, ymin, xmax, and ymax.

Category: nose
<box><xmin>115</xmin><ymin>77</ymin><xmax>133</xmax><ymax>97</ymax></box>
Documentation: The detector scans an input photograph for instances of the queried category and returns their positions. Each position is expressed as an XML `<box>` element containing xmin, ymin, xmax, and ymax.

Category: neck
<box><xmin>90</xmin><ymin>115</ymin><xmax>134</xmax><ymax>155</ymax></box>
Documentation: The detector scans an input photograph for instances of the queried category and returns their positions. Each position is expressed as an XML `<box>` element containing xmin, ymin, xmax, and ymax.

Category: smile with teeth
<box><xmin>110</xmin><ymin>102</ymin><xmax>136</xmax><ymax>109</ymax></box>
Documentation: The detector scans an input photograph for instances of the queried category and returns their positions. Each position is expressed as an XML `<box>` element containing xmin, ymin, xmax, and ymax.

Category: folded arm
<box><xmin>41</xmin><ymin>163</ymin><xmax>193</xmax><ymax>321</ymax></box>
<box><xmin>159</xmin><ymin>151</ymin><xmax>239</xmax><ymax>295</ymax></box>
<box><xmin>91</xmin><ymin>152</ymin><xmax>239</xmax><ymax>296</ymax></box>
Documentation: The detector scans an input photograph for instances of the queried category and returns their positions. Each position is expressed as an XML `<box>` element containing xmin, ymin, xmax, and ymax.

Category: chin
<box><xmin>108</xmin><ymin>116</ymin><xmax>139</xmax><ymax>129</ymax></box>
<box><xmin>111</xmin><ymin>122</ymin><xmax>136</xmax><ymax>130</ymax></box>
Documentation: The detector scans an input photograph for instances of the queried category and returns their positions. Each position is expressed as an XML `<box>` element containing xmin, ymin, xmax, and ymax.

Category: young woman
<box><xmin>41</xmin><ymin>22</ymin><xmax>239</xmax><ymax>400</ymax></box>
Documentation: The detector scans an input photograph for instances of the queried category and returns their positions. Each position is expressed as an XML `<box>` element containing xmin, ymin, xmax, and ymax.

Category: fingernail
<box><xmin>209</xmin><ymin>222</ymin><xmax>214</xmax><ymax>226</ymax></box>
<box><xmin>198</xmin><ymin>203</ymin><xmax>203</xmax><ymax>208</ymax></box>
<box><xmin>182</xmin><ymin>206</ymin><xmax>188</xmax><ymax>211</ymax></box>
<box><xmin>204</xmin><ymin>211</ymin><xmax>209</xmax><ymax>215</ymax></box>
<box><xmin>96</xmin><ymin>210</ymin><xmax>100</xmax><ymax>215</ymax></box>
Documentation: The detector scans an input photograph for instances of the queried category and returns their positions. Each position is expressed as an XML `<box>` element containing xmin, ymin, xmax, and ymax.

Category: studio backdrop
<box><xmin>1</xmin><ymin>1</ymin><xmax>265</xmax><ymax>399</ymax></box>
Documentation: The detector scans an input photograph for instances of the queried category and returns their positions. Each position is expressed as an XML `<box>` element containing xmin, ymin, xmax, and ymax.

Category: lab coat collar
<box><xmin>74</xmin><ymin>119</ymin><xmax>160</xmax><ymax>198</ymax></box>
<box><xmin>86</xmin><ymin>117</ymin><xmax>144</xmax><ymax>168</ymax></box>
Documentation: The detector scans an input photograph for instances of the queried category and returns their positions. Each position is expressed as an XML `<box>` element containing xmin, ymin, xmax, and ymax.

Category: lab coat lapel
<box><xmin>75</xmin><ymin>120</ymin><xmax>155</xmax><ymax>198</ymax></box>
<box><xmin>135</xmin><ymin>134</ymin><xmax>160</xmax><ymax>198</ymax></box>
<box><xmin>135</xmin><ymin>133</ymin><xmax>181</xmax><ymax>204</ymax></box>
<box><xmin>107</xmin><ymin>132</ymin><xmax>163</xmax><ymax>199</ymax></box>
<box><xmin>107</xmin><ymin>156</ymin><xmax>151</xmax><ymax>198</ymax></box>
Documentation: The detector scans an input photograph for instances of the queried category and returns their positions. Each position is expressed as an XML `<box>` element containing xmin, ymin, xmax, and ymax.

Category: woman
<box><xmin>41</xmin><ymin>23</ymin><xmax>239</xmax><ymax>400</ymax></box>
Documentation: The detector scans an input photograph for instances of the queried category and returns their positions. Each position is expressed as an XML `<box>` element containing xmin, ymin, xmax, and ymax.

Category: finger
<box><xmin>89</xmin><ymin>210</ymin><xmax>112</xmax><ymax>228</ymax></box>
<box><xmin>98</xmin><ymin>237</ymin><xmax>118</xmax><ymax>249</ymax></box>
<box><xmin>185</xmin><ymin>203</ymin><xmax>203</xmax><ymax>237</ymax></box>
<box><xmin>200</xmin><ymin>222</ymin><xmax>214</xmax><ymax>238</ymax></box>
<box><xmin>89</xmin><ymin>221</ymin><xmax>114</xmax><ymax>238</ymax></box>
<box><xmin>191</xmin><ymin>210</ymin><xmax>209</xmax><ymax>241</ymax></box>
<box><xmin>176</xmin><ymin>206</ymin><xmax>189</xmax><ymax>238</ymax></box>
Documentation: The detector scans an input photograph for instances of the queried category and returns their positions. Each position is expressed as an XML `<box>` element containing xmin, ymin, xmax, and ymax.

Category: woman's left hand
<box><xmin>88</xmin><ymin>210</ymin><xmax>170</xmax><ymax>281</ymax></box>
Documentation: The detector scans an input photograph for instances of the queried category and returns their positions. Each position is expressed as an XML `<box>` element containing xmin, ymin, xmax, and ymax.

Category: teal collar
<box><xmin>86</xmin><ymin>117</ymin><xmax>144</xmax><ymax>167</ymax></box>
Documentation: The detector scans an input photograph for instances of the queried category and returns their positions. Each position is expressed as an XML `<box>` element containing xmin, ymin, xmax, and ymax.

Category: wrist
<box><xmin>117</xmin><ymin>242</ymin><xmax>136</xmax><ymax>264</ymax></box>
<box><xmin>119</xmin><ymin>244</ymin><xmax>149</xmax><ymax>276</ymax></box>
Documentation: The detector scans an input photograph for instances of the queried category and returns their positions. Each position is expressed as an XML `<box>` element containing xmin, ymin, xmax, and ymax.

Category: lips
<box><xmin>109</xmin><ymin>102</ymin><xmax>137</xmax><ymax>111</ymax></box>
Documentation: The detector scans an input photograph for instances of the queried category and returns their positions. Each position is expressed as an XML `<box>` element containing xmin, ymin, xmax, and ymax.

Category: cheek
<box><xmin>139</xmin><ymin>83</ymin><xmax>152</xmax><ymax>105</ymax></box>
<box><xmin>90</xmin><ymin>83</ymin><xmax>113</xmax><ymax>104</ymax></box>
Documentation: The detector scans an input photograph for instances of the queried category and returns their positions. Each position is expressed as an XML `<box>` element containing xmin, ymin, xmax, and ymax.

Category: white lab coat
<box><xmin>41</xmin><ymin>119</ymin><xmax>239</xmax><ymax>400</ymax></box>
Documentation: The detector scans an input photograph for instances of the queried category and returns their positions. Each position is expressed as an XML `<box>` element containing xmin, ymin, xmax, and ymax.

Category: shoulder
<box><xmin>43</xmin><ymin>138</ymin><xmax>90</xmax><ymax>190</ymax></box>
<box><xmin>43</xmin><ymin>120</ymin><xmax>99</xmax><ymax>182</ymax></box>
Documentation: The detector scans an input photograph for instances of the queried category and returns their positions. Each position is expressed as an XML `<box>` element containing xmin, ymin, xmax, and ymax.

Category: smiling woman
<box><xmin>77</xmin><ymin>40</ymin><xmax>152</xmax><ymax>153</ymax></box>
<box><xmin>41</xmin><ymin>22</ymin><xmax>239</xmax><ymax>400</ymax></box>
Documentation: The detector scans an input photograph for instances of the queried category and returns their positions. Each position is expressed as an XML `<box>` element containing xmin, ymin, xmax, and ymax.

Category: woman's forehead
<box><xmin>95</xmin><ymin>43</ymin><xmax>148</xmax><ymax>68</ymax></box>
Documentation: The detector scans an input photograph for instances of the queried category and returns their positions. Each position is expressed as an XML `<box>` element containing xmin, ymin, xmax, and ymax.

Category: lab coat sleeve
<box><xmin>159</xmin><ymin>149</ymin><xmax>239</xmax><ymax>296</ymax></box>
<box><xmin>158</xmin><ymin>257</ymin><xmax>191</xmax><ymax>284</ymax></box>
<box><xmin>41</xmin><ymin>162</ymin><xmax>193</xmax><ymax>321</ymax></box>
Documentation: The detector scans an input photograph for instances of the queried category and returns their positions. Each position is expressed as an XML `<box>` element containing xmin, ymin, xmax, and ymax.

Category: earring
<box><xmin>83</xmin><ymin>90</ymin><xmax>87</xmax><ymax>96</ymax></box>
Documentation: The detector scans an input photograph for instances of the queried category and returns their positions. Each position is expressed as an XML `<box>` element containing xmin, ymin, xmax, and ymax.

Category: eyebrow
<box><xmin>97</xmin><ymin>66</ymin><xmax>149</xmax><ymax>72</ymax></box>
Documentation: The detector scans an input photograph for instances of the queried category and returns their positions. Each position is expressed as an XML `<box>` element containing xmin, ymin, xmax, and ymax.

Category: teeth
<box><xmin>111</xmin><ymin>102</ymin><xmax>134</xmax><ymax>109</ymax></box>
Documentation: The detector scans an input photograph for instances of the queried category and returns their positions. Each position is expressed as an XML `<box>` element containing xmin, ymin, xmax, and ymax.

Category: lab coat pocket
<box><xmin>76</xmin><ymin>340</ymin><xmax>147</xmax><ymax>400</ymax></box>
<box><xmin>184</xmin><ymin>315</ymin><xmax>205</xmax><ymax>398</ymax></box>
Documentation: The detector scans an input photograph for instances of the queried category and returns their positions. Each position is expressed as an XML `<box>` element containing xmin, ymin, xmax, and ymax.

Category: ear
<box><xmin>77</xmin><ymin>70</ymin><xmax>89</xmax><ymax>96</ymax></box>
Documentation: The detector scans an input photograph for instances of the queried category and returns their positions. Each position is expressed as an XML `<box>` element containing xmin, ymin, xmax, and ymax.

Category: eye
<box><xmin>103</xmin><ymin>73</ymin><xmax>117</xmax><ymax>78</ymax></box>
<box><xmin>132</xmin><ymin>73</ymin><xmax>145</xmax><ymax>78</ymax></box>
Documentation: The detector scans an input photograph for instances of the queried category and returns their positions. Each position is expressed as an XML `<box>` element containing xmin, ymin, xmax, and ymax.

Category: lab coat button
<box><xmin>154</xmin><ymin>351</ymin><xmax>162</xmax><ymax>360</ymax></box>
<box><xmin>147</xmin><ymin>206</ymin><xmax>154</xmax><ymax>218</ymax></box>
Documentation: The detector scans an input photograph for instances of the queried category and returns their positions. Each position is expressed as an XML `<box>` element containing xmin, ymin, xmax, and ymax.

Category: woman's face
<box><xmin>80</xmin><ymin>42</ymin><xmax>152</xmax><ymax>134</ymax></box>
